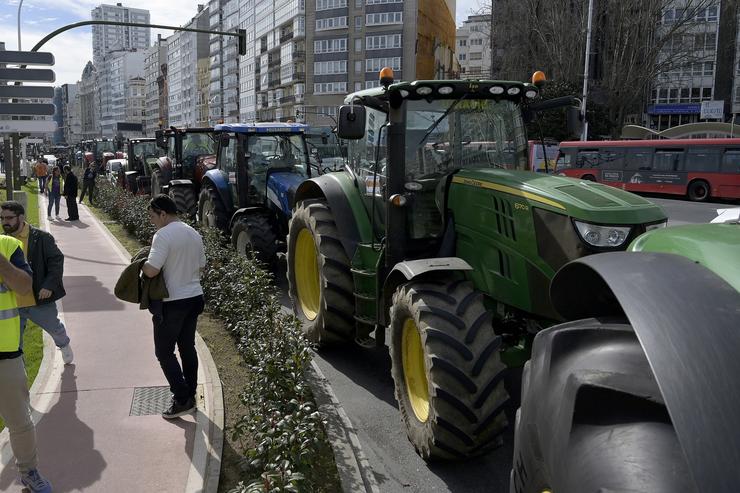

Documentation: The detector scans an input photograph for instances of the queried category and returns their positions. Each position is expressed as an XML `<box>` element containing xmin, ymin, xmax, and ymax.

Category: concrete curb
<box><xmin>306</xmin><ymin>358</ymin><xmax>380</xmax><ymax>493</ymax></box>
<box><xmin>80</xmin><ymin>201</ymin><xmax>226</xmax><ymax>493</ymax></box>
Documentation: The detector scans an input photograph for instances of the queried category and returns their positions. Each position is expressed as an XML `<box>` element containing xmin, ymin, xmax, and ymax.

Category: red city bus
<box><xmin>555</xmin><ymin>139</ymin><xmax>740</xmax><ymax>201</ymax></box>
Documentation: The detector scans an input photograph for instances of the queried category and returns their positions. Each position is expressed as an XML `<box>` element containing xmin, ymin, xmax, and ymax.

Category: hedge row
<box><xmin>95</xmin><ymin>181</ymin><xmax>332</xmax><ymax>492</ymax></box>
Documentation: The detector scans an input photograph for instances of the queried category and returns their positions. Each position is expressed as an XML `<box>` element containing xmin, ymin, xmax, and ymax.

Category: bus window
<box><xmin>686</xmin><ymin>147</ymin><xmax>721</xmax><ymax>172</ymax></box>
<box><xmin>576</xmin><ymin>150</ymin><xmax>600</xmax><ymax>168</ymax></box>
<box><xmin>556</xmin><ymin>149</ymin><xmax>574</xmax><ymax>169</ymax></box>
<box><xmin>598</xmin><ymin>149</ymin><xmax>624</xmax><ymax>169</ymax></box>
<box><xmin>624</xmin><ymin>148</ymin><xmax>654</xmax><ymax>170</ymax></box>
<box><xmin>722</xmin><ymin>150</ymin><xmax>740</xmax><ymax>173</ymax></box>
<box><xmin>653</xmin><ymin>149</ymin><xmax>684</xmax><ymax>171</ymax></box>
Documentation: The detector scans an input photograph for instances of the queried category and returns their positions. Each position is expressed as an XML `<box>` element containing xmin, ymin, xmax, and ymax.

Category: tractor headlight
<box><xmin>574</xmin><ymin>221</ymin><xmax>631</xmax><ymax>248</ymax></box>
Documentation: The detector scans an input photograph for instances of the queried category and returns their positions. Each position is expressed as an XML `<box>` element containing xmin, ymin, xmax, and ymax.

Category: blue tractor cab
<box><xmin>197</xmin><ymin>122</ymin><xmax>311</xmax><ymax>265</ymax></box>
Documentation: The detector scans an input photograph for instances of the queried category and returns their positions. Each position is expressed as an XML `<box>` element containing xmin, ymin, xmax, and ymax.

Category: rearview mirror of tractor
<box><xmin>337</xmin><ymin>105</ymin><xmax>366</xmax><ymax>140</ymax></box>
<box><xmin>567</xmin><ymin>106</ymin><xmax>584</xmax><ymax>138</ymax></box>
<box><xmin>155</xmin><ymin>130</ymin><xmax>168</xmax><ymax>150</ymax></box>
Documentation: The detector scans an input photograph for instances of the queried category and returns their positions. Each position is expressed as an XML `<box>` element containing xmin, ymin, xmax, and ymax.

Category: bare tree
<box><xmin>487</xmin><ymin>0</ymin><xmax>716</xmax><ymax>135</ymax></box>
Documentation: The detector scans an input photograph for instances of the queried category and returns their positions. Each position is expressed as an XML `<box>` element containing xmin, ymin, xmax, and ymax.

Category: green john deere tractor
<box><xmin>512</xmin><ymin>218</ymin><xmax>740</xmax><ymax>492</ymax></box>
<box><xmin>286</xmin><ymin>70</ymin><xmax>667</xmax><ymax>460</ymax></box>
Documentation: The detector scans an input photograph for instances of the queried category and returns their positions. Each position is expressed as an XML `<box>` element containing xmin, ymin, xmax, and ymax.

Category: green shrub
<box><xmin>95</xmin><ymin>181</ymin><xmax>331</xmax><ymax>492</ymax></box>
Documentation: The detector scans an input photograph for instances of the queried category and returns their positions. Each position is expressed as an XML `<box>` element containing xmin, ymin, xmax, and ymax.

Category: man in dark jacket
<box><xmin>79</xmin><ymin>162</ymin><xmax>96</xmax><ymax>206</ymax></box>
<box><xmin>62</xmin><ymin>165</ymin><xmax>79</xmax><ymax>221</ymax></box>
<box><xmin>1</xmin><ymin>201</ymin><xmax>73</xmax><ymax>364</ymax></box>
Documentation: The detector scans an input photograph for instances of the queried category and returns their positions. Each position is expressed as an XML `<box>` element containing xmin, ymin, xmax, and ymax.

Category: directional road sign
<box><xmin>0</xmin><ymin>51</ymin><xmax>54</xmax><ymax>65</ymax></box>
<box><xmin>0</xmin><ymin>68</ymin><xmax>55</xmax><ymax>82</ymax></box>
<box><xmin>0</xmin><ymin>103</ymin><xmax>55</xmax><ymax>116</ymax></box>
<box><xmin>0</xmin><ymin>86</ymin><xmax>55</xmax><ymax>99</ymax></box>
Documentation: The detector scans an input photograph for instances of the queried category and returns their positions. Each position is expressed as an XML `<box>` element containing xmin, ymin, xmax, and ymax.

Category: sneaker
<box><xmin>162</xmin><ymin>397</ymin><xmax>195</xmax><ymax>419</ymax></box>
<box><xmin>19</xmin><ymin>469</ymin><xmax>52</xmax><ymax>493</ymax></box>
<box><xmin>60</xmin><ymin>344</ymin><xmax>74</xmax><ymax>365</ymax></box>
<box><xmin>47</xmin><ymin>216</ymin><xmax>52</xmax><ymax>220</ymax></box>
<box><xmin>55</xmin><ymin>215</ymin><xmax>60</xmax><ymax>219</ymax></box>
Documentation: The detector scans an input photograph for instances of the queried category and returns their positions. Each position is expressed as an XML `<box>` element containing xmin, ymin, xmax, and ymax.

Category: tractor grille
<box><xmin>492</xmin><ymin>196</ymin><xmax>517</xmax><ymax>241</ymax></box>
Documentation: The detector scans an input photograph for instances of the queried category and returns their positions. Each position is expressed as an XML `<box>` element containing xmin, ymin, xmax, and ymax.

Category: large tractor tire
<box><xmin>510</xmin><ymin>319</ymin><xmax>691</xmax><ymax>493</ymax></box>
<box><xmin>197</xmin><ymin>184</ymin><xmax>228</xmax><ymax>231</ymax></box>
<box><xmin>287</xmin><ymin>199</ymin><xmax>354</xmax><ymax>344</ymax></box>
<box><xmin>232</xmin><ymin>212</ymin><xmax>278</xmax><ymax>266</ymax></box>
<box><xmin>169</xmin><ymin>185</ymin><xmax>197</xmax><ymax>218</ymax></box>
<box><xmin>151</xmin><ymin>168</ymin><xmax>164</xmax><ymax>196</ymax></box>
<box><xmin>389</xmin><ymin>280</ymin><xmax>509</xmax><ymax>461</ymax></box>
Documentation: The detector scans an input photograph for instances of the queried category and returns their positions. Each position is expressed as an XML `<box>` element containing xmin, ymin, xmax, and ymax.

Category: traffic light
<box><xmin>238</xmin><ymin>29</ymin><xmax>246</xmax><ymax>56</ymax></box>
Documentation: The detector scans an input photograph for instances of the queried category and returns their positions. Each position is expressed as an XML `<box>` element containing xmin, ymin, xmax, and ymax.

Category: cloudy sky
<box><xmin>0</xmin><ymin>0</ymin><xmax>484</xmax><ymax>86</ymax></box>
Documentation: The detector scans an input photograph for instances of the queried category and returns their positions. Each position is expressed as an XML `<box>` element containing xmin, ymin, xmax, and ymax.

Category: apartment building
<box><xmin>143</xmin><ymin>41</ymin><xmax>168</xmax><ymax>136</ymax></box>
<box><xmin>209</xmin><ymin>0</ymin><xmax>241</xmax><ymax>123</ymax></box>
<box><xmin>79</xmin><ymin>62</ymin><xmax>100</xmax><ymax>140</ymax></box>
<box><xmin>456</xmin><ymin>14</ymin><xmax>491</xmax><ymax>79</ymax></box>
<box><xmin>98</xmin><ymin>50</ymin><xmax>147</xmax><ymax>136</ymax></box>
<box><xmin>91</xmin><ymin>3</ymin><xmax>150</xmax><ymax>66</ymax></box>
<box><xmin>61</xmin><ymin>84</ymin><xmax>83</xmax><ymax>145</ymax></box>
<box><xmin>168</xmin><ymin>5</ymin><xmax>211</xmax><ymax>128</ymax></box>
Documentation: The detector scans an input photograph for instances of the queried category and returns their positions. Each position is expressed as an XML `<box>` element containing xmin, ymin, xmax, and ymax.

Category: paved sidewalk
<box><xmin>0</xmin><ymin>195</ymin><xmax>222</xmax><ymax>492</ymax></box>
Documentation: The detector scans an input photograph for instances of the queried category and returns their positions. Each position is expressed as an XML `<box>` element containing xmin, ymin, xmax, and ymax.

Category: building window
<box><xmin>316</xmin><ymin>16</ymin><xmax>348</xmax><ymax>31</ymax></box>
<box><xmin>314</xmin><ymin>82</ymin><xmax>348</xmax><ymax>93</ymax></box>
<box><xmin>314</xmin><ymin>38</ymin><xmax>348</xmax><ymax>53</ymax></box>
<box><xmin>470</xmin><ymin>38</ymin><xmax>484</xmax><ymax>46</ymax></box>
<box><xmin>366</xmin><ymin>0</ymin><xmax>402</xmax><ymax>4</ymax></box>
<box><xmin>458</xmin><ymin>53</ymin><xmax>466</xmax><ymax>61</ymax></box>
<box><xmin>355</xmin><ymin>38</ymin><xmax>362</xmax><ymax>52</ymax></box>
<box><xmin>355</xmin><ymin>60</ymin><xmax>362</xmax><ymax>73</ymax></box>
<box><xmin>365</xmin><ymin>80</ymin><xmax>379</xmax><ymax>89</ymax></box>
<box><xmin>366</xmin><ymin>12</ymin><xmax>402</xmax><ymax>25</ymax></box>
<box><xmin>355</xmin><ymin>82</ymin><xmax>362</xmax><ymax>91</ymax></box>
<box><xmin>314</xmin><ymin>60</ymin><xmax>348</xmax><ymax>75</ymax></box>
<box><xmin>366</xmin><ymin>56</ymin><xmax>401</xmax><ymax>72</ymax></box>
<box><xmin>316</xmin><ymin>0</ymin><xmax>348</xmax><ymax>10</ymax></box>
<box><xmin>366</xmin><ymin>34</ymin><xmax>401</xmax><ymax>50</ymax></box>
<box><xmin>459</xmin><ymin>39</ymin><xmax>466</xmax><ymax>46</ymax></box>
<box><xmin>355</xmin><ymin>15</ymin><xmax>363</xmax><ymax>31</ymax></box>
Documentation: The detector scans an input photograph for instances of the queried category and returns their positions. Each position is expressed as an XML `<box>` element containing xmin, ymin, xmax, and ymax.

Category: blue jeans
<box><xmin>47</xmin><ymin>192</ymin><xmax>61</xmax><ymax>217</ymax></box>
<box><xmin>19</xmin><ymin>302</ymin><xmax>70</xmax><ymax>349</ymax></box>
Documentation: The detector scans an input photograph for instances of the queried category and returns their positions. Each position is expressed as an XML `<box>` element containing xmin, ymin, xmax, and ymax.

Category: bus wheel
<box><xmin>687</xmin><ymin>180</ymin><xmax>710</xmax><ymax>202</ymax></box>
<box><xmin>582</xmin><ymin>174</ymin><xmax>596</xmax><ymax>182</ymax></box>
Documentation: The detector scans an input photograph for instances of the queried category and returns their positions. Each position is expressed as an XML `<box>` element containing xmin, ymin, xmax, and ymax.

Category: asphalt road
<box><xmin>296</xmin><ymin>196</ymin><xmax>739</xmax><ymax>493</ymax></box>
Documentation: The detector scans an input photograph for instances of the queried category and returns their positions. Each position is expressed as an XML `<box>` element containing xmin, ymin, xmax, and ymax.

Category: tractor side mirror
<box><xmin>337</xmin><ymin>105</ymin><xmax>366</xmax><ymax>140</ymax></box>
<box><xmin>155</xmin><ymin>130</ymin><xmax>168</xmax><ymax>149</ymax></box>
<box><xmin>567</xmin><ymin>106</ymin><xmax>584</xmax><ymax>138</ymax></box>
<box><xmin>220</xmin><ymin>133</ymin><xmax>230</xmax><ymax>148</ymax></box>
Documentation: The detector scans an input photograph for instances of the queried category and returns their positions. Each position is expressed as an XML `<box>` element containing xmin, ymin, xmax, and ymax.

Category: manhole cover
<box><xmin>130</xmin><ymin>386</ymin><xmax>172</xmax><ymax>416</ymax></box>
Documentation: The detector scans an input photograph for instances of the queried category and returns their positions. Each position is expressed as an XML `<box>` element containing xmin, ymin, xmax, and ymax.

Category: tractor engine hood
<box><xmin>267</xmin><ymin>172</ymin><xmax>305</xmax><ymax>216</ymax></box>
<box><xmin>452</xmin><ymin>169</ymin><xmax>667</xmax><ymax>225</ymax></box>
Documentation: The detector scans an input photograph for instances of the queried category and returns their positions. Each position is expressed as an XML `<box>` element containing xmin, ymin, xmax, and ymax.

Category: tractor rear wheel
<box><xmin>169</xmin><ymin>185</ymin><xmax>197</xmax><ymax>217</ymax></box>
<box><xmin>232</xmin><ymin>213</ymin><xmax>278</xmax><ymax>266</ymax></box>
<box><xmin>197</xmin><ymin>184</ymin><xmax>228</xmax><ymax>231</ymax></box>
<box><xmin>287</xmin><ymin>199</ymin><xmax>354</xmax><ymax>344</ymax></box>
<box><xmin>389</xmin><ymin>280</ymin><xmax>509</xmax><ymax>461</ymax></box>
<box><xmin>151</xmin><ymin>168</ymin><xmax>163</xmax><ymax>196</ymax></box>
<box><xmin>511</xmin><ymin>318</ymin><xmax>690</xmax><ymax>493</ymax></box>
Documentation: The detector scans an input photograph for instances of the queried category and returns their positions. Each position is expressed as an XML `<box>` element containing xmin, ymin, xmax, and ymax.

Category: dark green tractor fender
<box><xmin>536</xmin><ymin>252</ymin><xmax>740</xmax><ymax>492</ymax></box>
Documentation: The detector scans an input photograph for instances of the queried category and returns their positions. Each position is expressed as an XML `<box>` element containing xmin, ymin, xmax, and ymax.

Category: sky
<box><xmin>0</xmin><ymin>0</ymin><xmax>484</xmax><ymax>86</ymax></box>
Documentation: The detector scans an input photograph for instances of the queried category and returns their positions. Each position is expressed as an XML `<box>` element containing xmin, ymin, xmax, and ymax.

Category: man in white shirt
<box><xmin>142</xmin><ymin>195</ymin><xmax>206</xmax><ymax>419</ymax></box>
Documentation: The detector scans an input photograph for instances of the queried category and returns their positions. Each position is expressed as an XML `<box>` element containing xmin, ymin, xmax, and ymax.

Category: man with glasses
<box><xmin>0</xmin><ymin>214</ymin><xmax>53</xmax><ymax>492</ymax></box>
<box><xmin>1</xmin><ymin>201</ymin><xmax>73</xmax><ymax>365</ymax></box>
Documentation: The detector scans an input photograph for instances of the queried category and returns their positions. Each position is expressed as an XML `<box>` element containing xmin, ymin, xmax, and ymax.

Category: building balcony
<box><xmin>280</xmin><ymin>32</ymin><xmax>294</xmax><ymax>43</ymax></box>
<box><xmin>292</xmin><ymin>51</ymin><xmax>305</xmax><ymax>60</ymax></box>
<box><xmin>295</xmin><ymin>93</ymin><xmax>304</xmax><ymax>103</ymax></box>
<box><xmin>268</xmin><ymin>78</ymin><xmax>280</xmax><ymax>88</ymax></box>
<box><xmin>279</xmin><ymin>95</ymin><xmax>296</xmax><ymax>104</ymax></box>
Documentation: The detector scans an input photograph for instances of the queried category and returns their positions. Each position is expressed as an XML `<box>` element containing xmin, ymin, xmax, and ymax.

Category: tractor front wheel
<box><xmin>169</xmin><ymin>185</ymin><xmax>197</xmax><ymax>217</ymax></box>
<box><xmin>287</xmin><ymin>199</ymin><xmax>354</xmax><ymax>345</ymax></box>
<box><xmin>197</xmin><ymin>184</ymin><xmax>228</xmax><ymax>231</ymax></box>
<box><xmin>232</xmin><ymin>213</ymin><xmax>278</xmax><ymax>266</ymax></box>
<box><xmin>389</xmin><ymin>280</ymin><xmax>509</xmax><ymax>460</ymax></box>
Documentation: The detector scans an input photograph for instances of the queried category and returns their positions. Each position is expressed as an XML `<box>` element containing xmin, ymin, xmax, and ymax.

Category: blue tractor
<box><xmin>197</xmin><ymin>123</ymin><xmax>312</xmax><ymax>265</ymax></box>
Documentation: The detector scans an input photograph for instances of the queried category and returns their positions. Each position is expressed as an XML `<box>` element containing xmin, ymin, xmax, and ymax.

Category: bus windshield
<box><xmin>404</xmin><ymin>99</ymin><xmax>528</xmax><ymax>180</ymax></box>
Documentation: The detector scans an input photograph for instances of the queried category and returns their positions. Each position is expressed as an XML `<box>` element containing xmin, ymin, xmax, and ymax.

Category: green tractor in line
<box><xmin>285</xmin><ymin>69</ymin><xmax>667</xmax><ymax>460</ymax></box>
<box><xmin>512</xmin><ymin>218</ymin><xmax>740</xmax><ymax>492</ymax></box>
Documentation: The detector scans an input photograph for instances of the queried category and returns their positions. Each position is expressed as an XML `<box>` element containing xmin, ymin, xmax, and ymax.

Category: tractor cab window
<box><xmin>182</xmin><ymin>133</ymin><xmax>215</xmax><ymax>167</ymax></box>
<box><xmin>218</xmin><ymin>135</ymin><xmax>239</xmax><ymax>205</ymax></box>
<box><xmin>404</xmin><ymin>98</ymin><xmax>527</xmax><ymax>182</ymax></box>
<box><xmin>245</xmin><ymin>133</ymin><xmax>308</xmax><ymax>205</ymax></box>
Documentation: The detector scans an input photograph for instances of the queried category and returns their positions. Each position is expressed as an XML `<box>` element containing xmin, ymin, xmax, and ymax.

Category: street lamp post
<box><xmin>581</xmin><ymin>0</ymin><xmax>594</xmax><ymax>141</ymax></box>
<box><xmin>17</xmin><ymin>0</ymin><xmax>24</xmax><ymax>50</ymax></box>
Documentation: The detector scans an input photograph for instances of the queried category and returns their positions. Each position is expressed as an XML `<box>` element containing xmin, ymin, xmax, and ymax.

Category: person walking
<box><xmin>46</xmin><ymin>167</ymin><xmax>63</xmax><ymax>221</ymax></box>
<box><xmin>142</xmin><ymin>195</ymin><xmax>206</xmax><ymax>419</ymax></box>
<box><xmin>79</xmin><ymin>162</ymin><xmax>97</xmax><ymax>206</ymax></box>
<box><xmin>62</xmin><ymin>165</ymin><xmax>79</xmax><ymax>221</ymax></box>
<box><xmin>35</xmin><ymin>158</ymin><xmax>49</xmax><ymax>196</ymax></box>
<box><xmin>1</xmin><ymin>200</ymin><xmax>73</xmax><ymax>364</ymax></box>
<box><xmin>0</xmin><ymin>233</ymin><xmax>53</xmax><ymax>493</ymax></box>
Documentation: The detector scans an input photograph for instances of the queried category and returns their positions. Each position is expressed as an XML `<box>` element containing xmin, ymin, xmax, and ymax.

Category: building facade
<box><xmin>167</xmin><ymin>5</ymin><xmax>211</xmax><ymax>128</ymax></box>
<box><xmin>91</xmin><ymin>3</ymin><xmax>151</xmax><ymax>66</ymax></box>
<box><xmin>79</xmin><ymin>62</ymin><xmax>100</xmax><ymax>140</ymax></box>
<box><xmin>61</xmin><ymin>84</ymin><xmax>82</xmax><ymax>145</ymax></box>
<box><xmin>208</xmin><ymin>0</ymin><xmax>241</xmax><ymax>124</ymax></box>
<box><xmin>98</xmin><ymin>50</ymin><xmax>147</xmax><ymax>136</ymax></box>
<box><xmin>456</xmin><ymin>14</ymin><xmax>491</xmax><ymax>79</ymax></box>
<box><xmin>143</xmin><ymin>40</ymin><xmax>168</xmax><ymax>136</ymax></box>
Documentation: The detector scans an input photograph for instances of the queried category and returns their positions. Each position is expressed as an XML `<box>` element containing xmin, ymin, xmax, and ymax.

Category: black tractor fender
<box><xmin>549</xmin><ymin>251</ymin><xmax>740</xmax><ymax>492</ymax></box>
<box><xmin>294</xmin><ymin>174</ymin><xmax>363</xmax><ymax>261</ymax></box>
<box><xmin>229</xmin><ymin>206</ymin><xmax>266</xmax><ymax>230</ymax></box>
<box><xmin>380</xmin><ymin>257</ymin><xmax>474</xmax><ymax>326</ymax></box>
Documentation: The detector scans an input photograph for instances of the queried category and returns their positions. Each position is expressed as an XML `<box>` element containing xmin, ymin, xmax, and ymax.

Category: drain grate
<box><xmin>130</xmin><ymin>386</ymin><xmax>172</xmax><ymax>416</ymax></box>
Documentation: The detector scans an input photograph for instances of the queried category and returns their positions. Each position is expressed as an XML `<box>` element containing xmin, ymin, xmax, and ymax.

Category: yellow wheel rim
<box><xmin>402</xmin><ymin>318</ymin><xmax>430</xmax><ymax>423</ymax></box>
<box><xmin>295</xmin><ymin>228</ymin><xmax>320</xmax><ymax>321</ymax></box>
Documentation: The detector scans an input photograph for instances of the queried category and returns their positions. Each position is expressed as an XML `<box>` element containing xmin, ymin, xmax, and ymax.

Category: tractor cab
<box><xmin>198</xmin><ymin>122</ymin><xmax>310</xmax><ymax>264</ymax></box>
<box><xmin>125</xmin><ymin>138</ymin><xmax>163</xmax><ymax>194</ymax></box>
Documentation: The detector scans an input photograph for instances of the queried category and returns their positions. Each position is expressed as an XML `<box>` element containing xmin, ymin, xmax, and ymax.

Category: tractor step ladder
<box><xmin>351</xmin><ymin>243</ymin><xmax>382</xmax><ymax>339</ymax></box>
